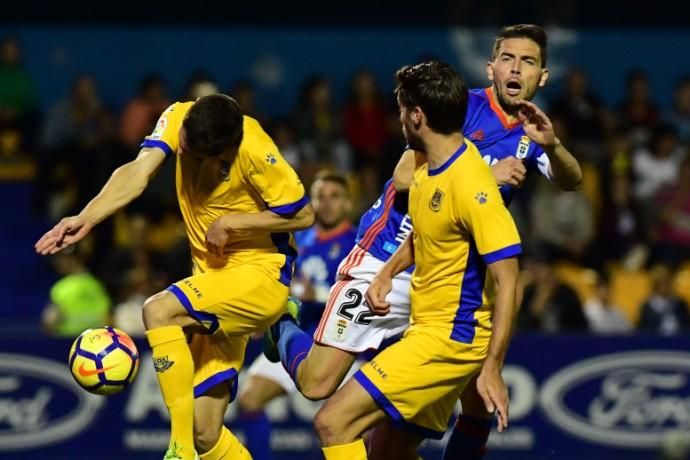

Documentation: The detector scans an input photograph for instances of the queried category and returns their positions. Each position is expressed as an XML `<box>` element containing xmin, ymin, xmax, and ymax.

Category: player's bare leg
<box><xmin>297</xmin><ymin>344</ymin><xmax>356</xmax><ymax>400</ymax></box>
<box><xmin>264</xmin><ymin>299</ymin><xmax>358</xmax><ymax>401</ymax></box>
<box><xmin>195</xmin><ymin>383</ymin><xmax>251</xmax><ymax>460</ymax></box>
<box><xmin>368</xmin><ymin>422</ymin><xmax>424</xmax><ymax>460</ymax></box>
<box><xmin>314</xmin><ymin>377</ymin><xmax>387</xmax><ymax>459</ymax></box>
<box><xmin>143</xmin><ymin>290</ymin><xmax>205</xmax><ymax>460</ymax></box>
<box><xmin>238</xmin><ymin>375</ymin><xmax>287</xmax><ymax>413</ymax></box>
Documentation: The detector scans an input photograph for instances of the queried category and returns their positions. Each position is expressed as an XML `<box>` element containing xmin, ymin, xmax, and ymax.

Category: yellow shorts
<box><xmin>167</xmin><ymin>262</ymin><xmax>289</xmax><ymax>399</ymax></box>
<box><xmin>355</xmin><ymin>325</ymin><xmax>488</xmax><ymax>438</ymax></box>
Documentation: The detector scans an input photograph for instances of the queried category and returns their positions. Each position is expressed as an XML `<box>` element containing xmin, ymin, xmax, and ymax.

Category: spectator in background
<box><xmin>113</xmin><ymin>267</ymin><xmax>161</xmax><ymax>337</ymax></box>
<box><xmin>619</xmin><ymin>69</ymin><xmax>658</xmax><ymax>148</ymax></box>
<box><xmin>665</xmin><ymin>76</ymin><xmax>690</xmax><ymax>143</ymax></box>
<box><xmin>584</xmin><ymin>273</ymin><xmax>632</xmax><ymax>334</ymax></box>
<box><xmin>595</xmin><ymin>173</ymin><xmax>646</xmax><ymax>268</ymax></box>
<box><xmin>268</xmin><ymin>117</ymin><xmax>321</xmax><ymax>189</ymax></box>
<box><xmin>0</xmin><ymin>37</ymin><xmax>37</xmax><ymax>139</ymax></box>
<box><xmin>294</xmin><ymin>74</ymin><xmax>352</xmax><ymax>171</ymax></box>
<box><xmin>518</xmin><ymin>256</ymin><xmax>589</xmax><ymax>333</ymax></box>
<box><xmin>653</xmin><ymin>156</ymin><xmax>690</xmax><ymax>266</ymax></box>
<box><xmin>638</xmin><ymin>265</ymin><xmax>690</xmax><ymax>335</ymax></box>
<box><xmin>119</xmin><ymin>75</ymin><xmax>169</xmax><ymax>149</ymax></box>
<box><xmin>342</xmin><ymin>70</ymin><xmax>388</xmax><ymax>207</ymax></box>
<box><xmin>343</xmin><ymin>70</ymin><xmax>388</xmax><ymax>169</ymax></box>
<box><xmin>531</xmin><ymin>180</ymin><xmax>594</xmax><ymax>264</ymax></box>
<box><xmin>183</xmin><ymin>70</ymin><xmax>219</xmax><ymax>100</ymax></box>
<box><xmin>230</xmin><ymin>79</ymin><xmax>266</xmax><ymax>125</ymax></box>
<box><xmin>39</xmin><ymin>74</ymin><xmax>103</xmax><ymax>151</ymax></box>
<box><xmin>41</xmin><ymin>249</ymin><xmax>111</xmax><ymax>337</ymax></box>
<box><xmin>549</xmin><ymin>66</ymin><xmax>607</xmax><ymax>163</ymax></box>
<box><xmin>632</xmin><ymin>124</ymin><xmax>686</xmax><ymax>230</ymax></box>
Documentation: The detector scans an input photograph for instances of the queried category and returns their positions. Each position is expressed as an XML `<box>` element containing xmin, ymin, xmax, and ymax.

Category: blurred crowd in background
<box><xmin>2</xmin><ymin>34</ymin><xmax>690</xmax><ymax>339</ymax></box>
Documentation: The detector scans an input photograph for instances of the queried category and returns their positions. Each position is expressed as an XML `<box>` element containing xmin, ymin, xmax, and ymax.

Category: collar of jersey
<box><xmin>427</xmin><ymin>142</ymin><xmax>468</xmax><ymax>176</ymax></box>
<box><xmin>316</xmin><ymin>220</ymin><xmax>354</xmax><ymax>241</ymax></box>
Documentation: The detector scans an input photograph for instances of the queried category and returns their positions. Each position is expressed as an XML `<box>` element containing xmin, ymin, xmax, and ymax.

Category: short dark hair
<box><xmin>183</xmin><ymin>94</ymin><xmax>243</xmax><ymax>157</ymax></box>
<box><xmin>394</xmin><ymin>61</ymin><xmax>468</xmax><ymax>135</ymax></box>
<box><xmin>493</xmin><ymin>24</ymin><xmax>548</xmax><ymax>67</ymax></box>
<box><xmin>313</xmin><ymin>169</ymin><xmax>349</xmax><ymax>193</ymax></box>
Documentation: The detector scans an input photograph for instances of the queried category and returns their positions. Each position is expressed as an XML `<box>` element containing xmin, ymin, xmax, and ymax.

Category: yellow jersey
<box><xmin>141</xmin><ymin>102</ymin><xmax>308</xmax><ymax>285</ymax></box>
<box><xmin>409</xmin><ymin>140</ymin><xmax>521</xmax><ymax>343</ymax></box>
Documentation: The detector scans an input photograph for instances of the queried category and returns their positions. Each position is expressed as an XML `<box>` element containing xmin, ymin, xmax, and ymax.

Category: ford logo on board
<box><xmin>0</xmin><ymin>353</ymin><xmax>103</xmax><ymax>450</ymax></box>
<box><xmin>541</xmin><ymin>351</ymin><xmax>690</xmax><ymax>448</ymax></box>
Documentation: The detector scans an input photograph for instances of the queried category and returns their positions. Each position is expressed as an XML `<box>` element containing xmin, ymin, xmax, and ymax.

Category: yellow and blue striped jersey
<box><xmin>409</xmin><ymin>140</ymin><xmax>521</xmax><ymax>343</ymax></box>
<box><xmin>141</xmin><ymin>101</ymin><xmax>308</xmax><ymax>285</ymax></box>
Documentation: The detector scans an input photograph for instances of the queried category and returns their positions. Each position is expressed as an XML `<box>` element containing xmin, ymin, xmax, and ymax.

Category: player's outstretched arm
<box><xmin>477</xmin><ymin>256</ymin><xmax>519</xmax><ymax>433</ymax></box>
<box><xmin>517</xmin><ymin>99</ymin><xmax>582</xmax><ymax>191</ymax></box>
<box><xmin>35</xmin><ymin>147</ymin><xmax>166</xmax><ymax>255</ymax></box>
<box><xmin>365</xmin><ymin>231</ymin><xmax>415</xmax><ymax>316</ymax></box>
<box><xmin>392</xmin><ymin>149</ymin><xmax>426</xmax><ymax>191</ymax></box>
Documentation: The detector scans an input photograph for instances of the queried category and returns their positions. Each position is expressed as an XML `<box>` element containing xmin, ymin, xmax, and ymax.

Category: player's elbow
<box><xmin>556</xmin><ymin>167</ymin><xmax>583</xmax><ymax>191</ymax></box>
<box><xmin>295</xmin><ymin>203</ymin><xmax>315</xmax><ymax>230</ymax></box>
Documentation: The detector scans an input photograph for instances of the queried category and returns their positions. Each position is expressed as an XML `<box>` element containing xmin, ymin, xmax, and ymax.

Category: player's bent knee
<box><xmin>314</xmin><ymin>401</ymin><xmax>348</xmax><ymax>444</ymax></box>
<box><xmin>142</xmin><ymin>293</ymin><xmax>173</xmax><ymax>330</ymax></box>
<box><xmin>194</xmin><ymin>419</ymin><xmax>222</xmax><ymax>453</ymax></box>
<box><xmin>237</xmin><ymin>391</ymin><xmax>264</xmax><ymax>413</ymax></box>
<box><xmin>142</xmin><ymin>291</ymin><xmax>195</xmax><ymax>331</ymax></box>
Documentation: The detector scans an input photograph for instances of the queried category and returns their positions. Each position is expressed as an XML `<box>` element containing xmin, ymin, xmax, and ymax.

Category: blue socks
<box><xmin>238</xmin><ymin>410</ymin><xmax>272</xmax><ymax>460</ymax></box>
<box><xmin>442</xmin><ymin>414</ymin><xmax>492</xmax><ymax>460</ymax></box>
<box><xmin>276</xmin><ymin>317</ymin><xmax>313</xmax><ymax>381</ymax></box>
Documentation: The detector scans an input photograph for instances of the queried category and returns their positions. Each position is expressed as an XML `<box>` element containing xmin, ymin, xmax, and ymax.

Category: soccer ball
<box><xmin>68</xmin><ymin>327</ymin><xmax>140</xmax><ymax>395</ymax></box>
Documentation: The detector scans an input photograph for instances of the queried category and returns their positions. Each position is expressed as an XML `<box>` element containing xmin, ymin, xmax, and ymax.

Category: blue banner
<box><xmin>3</xmin><ymin>27</ymin><xmax>689</xmax><ymax>115</ymax></box>
<box><xmin>1</xmin><ymin>335</ymin><xmax>688</xmax><ymax>459</ymax></box>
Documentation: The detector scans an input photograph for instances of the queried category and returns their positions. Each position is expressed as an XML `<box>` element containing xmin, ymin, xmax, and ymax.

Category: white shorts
<box><xmin>246</xmin><ymin>352</ymin><xmax>364</xmax><ymax>394</ymax></box>
<box><xmin>313</xmin><ymin>245</ymin><xmax>412</xmax><ymax>353</ymax></box>
<box><xmin>247</xmin><ymin>353</ymin><xmax>297</xmax><ymax>394</ymax></box>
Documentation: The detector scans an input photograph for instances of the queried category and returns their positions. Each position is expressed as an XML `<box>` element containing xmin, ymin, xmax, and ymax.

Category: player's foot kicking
<box><xmin>264</xmin><ymin>296</ymin><xmax>302</xmax><ymax>363</ymax></box>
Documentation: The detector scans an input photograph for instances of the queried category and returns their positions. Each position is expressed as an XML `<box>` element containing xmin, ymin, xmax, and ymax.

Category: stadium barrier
<box><xmin>0</xmin><ymin>335</ymin><xmax>687</xmax><ymax>459</ymax></box>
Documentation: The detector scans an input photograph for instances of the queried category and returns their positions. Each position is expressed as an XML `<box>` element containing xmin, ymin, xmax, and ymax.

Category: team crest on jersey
<box><xmin>475</xmin><ymin>191</ymin><xmax>488</xmax><ymax>204</ymax></box>
<box><xmin>335</xmin><ymin>318</ymin><xmax>348</xmax><ymax>341</ymax></box>
<box><xmin>516</xmin><ymin>135</ymin><xmax>530</xmax><ymax>159</ymax></box>
<box><xmin>328</xmin><ymin>243</ymin><xmax>341</xmax><ymax>259</ymax></box>
<box><xmin>266</xmin><ymin>153</ymin><xmax>277</xmax><ymax>164</ymax></box>
<box><xmin>150</xmin><ymin>117</ymin><xmax>167</xmax><ymax>140</ymax></box>
<box><xmin>218</xmin><ymin>160</ymin><xmax>231</xmax><ymax>181</ymax></box>
<box><xmin>429</xmin><ymin>188</ymin><xmax>444</xmax><ymax>212</ymax></box>
<box><xmin>469</xmin><ymin>129</ymin><xmax>485</xmax><ymax>141</ymax></box>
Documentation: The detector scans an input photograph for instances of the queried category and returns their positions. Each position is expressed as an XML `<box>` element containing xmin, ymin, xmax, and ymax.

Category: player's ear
<box><xmin>538</xmin><ymin>68</ymin><xmax>549</xmax><ymax>87</ymax></box>
<box><xmin>486</xmin><ymin>61</ymin><xmax>495</xmax><ymax>82</ymax></box>
<box><xmin>412</xmin><ymin>106</ymin><xmax>424</xmax><ymax>128</ymax></box>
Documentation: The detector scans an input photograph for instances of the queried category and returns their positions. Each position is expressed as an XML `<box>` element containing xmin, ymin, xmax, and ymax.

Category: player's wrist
<box><xmin>542</xmin><ymin>136</ymin><xmax>561</xmax><ymax>154</ymax></box>
<box><xmin>483</xmin><ymin>355</ymin><xmax>504</xmax><ymax>371</ymax></box>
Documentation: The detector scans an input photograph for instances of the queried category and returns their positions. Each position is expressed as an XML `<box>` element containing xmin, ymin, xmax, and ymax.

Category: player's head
<box><xmin>488</xmin><ymin>24</ymin><xmax>549</xmax><ymax>111</ymax></box>
<box><xmin>180</xmin><ymin>94</ymin><xmax>244</xmax><ymax>158</ymax></box>
<box><xmin>310</xmin><ymin>170</ymin><xmax>351</xmax><ymax>230</ymax></box>
<box><xmin>394</xmin><ymin>61</ymin><xmax>468</xmax><ymax>151</ymax></box>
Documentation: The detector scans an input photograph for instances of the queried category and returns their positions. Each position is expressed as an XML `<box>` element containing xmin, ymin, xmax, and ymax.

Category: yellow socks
<box><xmin>322</xmin><ymin>439</ymin><xmax>367</xmax><ymax>460</ymax></box>
<box><xmin>146</xmin><ymin>326</ymin><xmax>195</xmax><ymax>460</ymax></box>
<box><xmin>200</xmin><ymin>426</ymin><xmax>252</xmax><ymax>460</ymax></box>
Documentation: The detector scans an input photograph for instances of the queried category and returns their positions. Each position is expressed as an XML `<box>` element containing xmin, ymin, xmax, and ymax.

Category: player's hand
<box><xmin>365</xmin><ymin>274</ymin><xmax>393</xmax><ymax>316</ymax></box>
<box><xmin>517</xmin><ymin>100</ymin><xmax>557</xmax><ymax>148</ymax></box>
<box><xmin>491</xmin><ymin>157</ymin><xmax>527</xmax><ymax>187</ymax></box>
<box><xmin>35</xmin><ymin>215</ymin><xmax>93</xmax><ymax>255</ymax></box>
<box><xmin>205</xmin><ymin>215</ymin><xmax>231</xmax><ymax>257</ymax></box>
<box><xmin>477</xmin><ymin>361</ymin><xmax>509</xmax><ymax>432</ymax></box>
